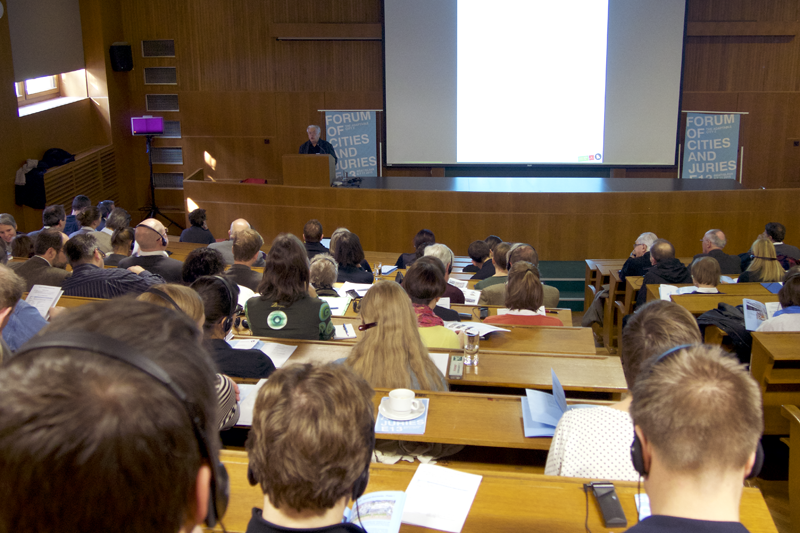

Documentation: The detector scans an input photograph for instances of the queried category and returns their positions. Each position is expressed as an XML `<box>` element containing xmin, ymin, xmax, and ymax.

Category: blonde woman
<box><xmin>136</xmin><ymin>283</ymin><xmax>241</xmax><ymax>430</ymax></box>
<box><xmin>739</xmin><ymin>238</ymin><xmax>784</xmax><ymax>283</ymax></box>
<box><xmin>344</xmin><ymin>280</ymin><xmax>448</xmax><ymax>391</ymax></box>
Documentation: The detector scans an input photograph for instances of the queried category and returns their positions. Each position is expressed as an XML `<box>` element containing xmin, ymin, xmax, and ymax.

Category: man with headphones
<box><xmin>0</xmin><ymin>298</ymin><xmax>229</xmax><ymax>531</ymax></box>
<box><xmin>246</xmin><ymin>363</ymin><xmax>374</xmax><ymax>533</ymax></box>
<box><xmin>119</xmin><ymin>217</ymin><xmax>184</xmax><ymax>283</ymax></box>
<box><xmin>627</xmin><ymin>344</ymin><xmax>764</xmax><ymax>532</ymax></box>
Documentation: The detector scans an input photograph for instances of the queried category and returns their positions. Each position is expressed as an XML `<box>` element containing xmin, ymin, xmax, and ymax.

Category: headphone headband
<box><xmin>145</xmin><ymin>286</ymin><xmax>181</xmax><ymax>312</ymax></box>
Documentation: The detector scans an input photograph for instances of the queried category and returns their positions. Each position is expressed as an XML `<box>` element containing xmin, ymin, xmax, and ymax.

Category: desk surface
<box><xmin>217</xmin><ymin>450</ymin><xmax>776</xmax><ymax>533</ymax></box>
<box><xmin>751</xmin><ymin>331</ymin><xmax>800</xmax><ymax>362</ymax></box>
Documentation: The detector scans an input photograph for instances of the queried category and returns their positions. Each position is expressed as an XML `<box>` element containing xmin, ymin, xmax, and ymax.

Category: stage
<box><xmin>339</xmin><ymin>176</ymin><xmax>746</xmax><ymax>193</ymax></box>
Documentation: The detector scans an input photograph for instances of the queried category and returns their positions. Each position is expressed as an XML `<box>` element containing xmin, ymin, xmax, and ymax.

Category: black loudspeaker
<box><xmin>110</xmin><ymin>43</ymin><xmax>133</xmax><ymax>72</ymax></box>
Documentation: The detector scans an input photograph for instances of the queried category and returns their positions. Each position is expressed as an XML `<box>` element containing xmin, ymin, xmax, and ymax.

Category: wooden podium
<box><xmin>282</xmin><ymin>154</ymin><xmax>335</xmax><ymax>187</ymax></box>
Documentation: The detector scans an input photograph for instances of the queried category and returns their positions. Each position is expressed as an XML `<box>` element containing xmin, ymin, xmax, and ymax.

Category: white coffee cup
<box><xmin>388</xmin><ymin>388</ymin><xmax>420</xmax><ymax>413</ymax></box>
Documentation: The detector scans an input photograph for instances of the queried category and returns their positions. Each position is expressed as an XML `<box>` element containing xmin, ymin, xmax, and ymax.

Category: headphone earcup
<box><xmin>747</xmin><ymin>441</ymin><xmax>765</xmax><ymax>480</ymax></box>
<box><xmin>630</xmin><ymin>434</ymin><xmax>647</xmax><ymax>477</ymax></box>
<box><xmin>207</xmin><ymin>461</ymin><xmax>230</xmax><ymax>528</ymax></box>
<box><xmin>351</xmin><ymin>468</ymin><xmax>370</xmax><ymax>501</ymax></box>
<box><xmin>222</xmin><ymin>316</ymin><xmax>233</xmax><ymax>333</ymax></box>
<box><xmin>247</xmin><ymin>465</ymin><xmax>258</xmax><ymax>486</ymax></box>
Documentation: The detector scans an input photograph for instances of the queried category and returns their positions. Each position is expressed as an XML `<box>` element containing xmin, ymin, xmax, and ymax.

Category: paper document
<box><xmin>260</xmin><ymin>342</ymin><xmax>298</xmax><ymax>368</ymax></box>
<box><xmin>634</xmin><ymin>494</ymin><xmax>652</xmax><ymax>521</ymax></box>
<box><xmin>375</xmin><ymin>398</ymin><xmax>429</xmax><ymax>435</ymax></box>
<box><xmin>228</xmin><ymin>338</ymin><xmax>260</xmax><ymax>350</ymax></box>
<box><xmin>380</xmin><ymin>265</ymin><xmax>399</xmax><ymax>275</ymax></box>
<box><xmin>344</xmin><ymin>491</ymin><xmax>406</xmax><ymax>533</ymax></box>
<box><xmin>337</xmin><ymin>282</ymin><xmax>373</xmax><ymax>298</ymax></box>
<box><xmin>521</xmin><ymin>369</ymin><xmax>594</xmax><ymax>437</ymax></box>
<box><xmin>428</xmin><ymin>352</ymin><xmax>450</xmax><ymax>377</ymax></box>
<box><xmin>720</xmin><ymin>275</ymin><xmax>736</xmax><ymax>284</ymax></box>
<box><xmin>743</xmin><ymin>298</ymin><xmax>782</xmax><ymax>331</ymax></box>
<box><xmin>25</xmin><ymin>284</ymin><xmax>63</xmax><ymax>318</ymax></box>
<box><xmin>447</xmin><ymin>278</ymin><xmax>468</xmax><ymax>290</ymax></box>
<box><xmin>402</xmin><ymin>464</ymin><xmax>482</xmax><ymax>533</ymax></box>
<box><xmin>444</xmin><ymin>321</ymin><xmax>509</xmax><ymax>337</ymax></box>
<box><xmin>237</xmin><ymin>285</ymin><xmax>255</xmax><ymax>308</ymax></box>
<box><xmin>462</xmin><ymin>289</ymin><xmax>481</xmax><ymax>306</ymax></box>
<box><xmin>659</xmin><ymin>284</ymin><xmax>698</xmax><ymax>300</ymax></box>
<box><xmin>438</xmin><ymin>297</ymin><xmax>450</xmax><ymax>309</ymax></box>
<box><xmin>319</xmin><ymin>297</ymin><xmax>352</xmax><ymax>317</ymax></box>
<box><xmin>235</xmin><ymin>379</ymin><xmax>268</xmax><ymax>427</ymax></box>
<box><xmin>335</xmin><ymin>323</ymin><xmax>357</xmax><ymax>339</ymax></box>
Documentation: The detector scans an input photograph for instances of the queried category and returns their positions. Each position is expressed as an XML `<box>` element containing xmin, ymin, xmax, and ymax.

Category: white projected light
<box><xmin>457</xmin><ymin>0</ymin><xmax>608</xmax><ymax>164</ymax></box>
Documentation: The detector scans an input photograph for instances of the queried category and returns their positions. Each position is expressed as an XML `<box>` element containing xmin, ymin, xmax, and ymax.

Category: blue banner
<box><xmin>682</xmin><ymin>112</ymin><xmax>740</xmax><ymax>180</ymax></box>
<box><xmin>325</xmin><ymin>111</ymin><xmax>378</xmax><ymax>178</ymax></box>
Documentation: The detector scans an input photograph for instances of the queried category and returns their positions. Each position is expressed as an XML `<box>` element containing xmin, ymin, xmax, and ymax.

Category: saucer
<box><xmin>379</xmin><ymin>401</ymin><xmax>425</xmax><ymax>421</ymax></box>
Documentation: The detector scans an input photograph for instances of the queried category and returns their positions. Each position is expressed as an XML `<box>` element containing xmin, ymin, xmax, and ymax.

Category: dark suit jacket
<box><xmin>223</xmin><ymin>264</ymin><xmax>262</xmax><ymax>292</ymax></box>
<box><xmin>693</xmin><ymin>249</ymin><xmax>742</xmax><ymax>275</ymax></box>
<box><xmin>470</xmin><ymin>259</ymin><xmax>496</xmax><ymax>280</ymax></box>
<box><xmin>10</xmin><ymin>256</ymin><xmax>71</xmax><ymax>291</ymax></box>
<box><xmin>305</xmin><ymin>241</ymin><xmax>330</xmax><ymax>259</ymax></box>
<box><xmin>298</xmin><ymin>139</ymin><xmax>338</xmax><ymax>164</ymax></box>
<box><xmin>118</xmin><ymin>254</ymin><xmax>184</xmax><ymax>283</ymax></box>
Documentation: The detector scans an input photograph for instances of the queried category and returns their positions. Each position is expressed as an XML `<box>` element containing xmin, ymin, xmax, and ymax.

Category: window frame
<box><xmin>16</xmin><ymin>75</ymin><xmax>62</xmax><ymax>106</ymax></box>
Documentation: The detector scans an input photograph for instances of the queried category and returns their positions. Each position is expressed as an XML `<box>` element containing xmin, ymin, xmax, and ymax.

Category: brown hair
<box><xmin>136</xmin><ymin>284</ymin><xmax>205</xmax><ymax>326</ymax></box>
<box><xmin>631</xmin><ymin>345</ymin><xmax>762</xmax><ymax>472</ymax></box>
<box><xmin>621</xmin><ymin>300</ymin><xmax>702</xmax><ymax>390</ymax></box>
<box><xmin>111</xmin><ymin>227</ymin><xmax>135</xmax><ymax>253</ymax></box>
<box><xmin>333</xmin><ymin>231</ymin><xmax>366</xmax><ymax>268</ymax></box>
<box><xmin>690</xmin><ymin>256</ymin><xmax>721</xmax><ymax>287</ymax></box>
<box><xmin>246</xmin><ymin>363</ymin><xmax>374</xmax><ymax>512</ymax></box>
<box><xmin>34</xmin><ymin>229</ymin><xmax>65</xmax><ymax>256</ymax></box>
<box><xmin>468</xmin><ymin>240</ymin><xmax>490</xmax><ymax>262</ymax></box>
<box><xmin>10</xmin><ymin>234</ymin><xmax>34</xmax><ymax>258</ymax></box>
<box><xmin>257</xmin><ymin>233</ymin><xmax>310</xmax><ymax>305</ymax></box>
<box><xmin>779</xmin><ymin>272</ymin><xmax>800</xmax><ymax>308</ymax></box>
<box><xmin>507</xmin><ymin>243</ymin><xmax>538</xmax><ymax>267</ymax></box>
<box><xmin>747</xmin><ymin>238</ymin><xmax>784</xmax><ymax>283</ymax></box>
<box><xmin>232</xmin><ymin>228</ymin><xmax>264</xmax><ymax>262</ymax></box>
<box><xmin>504</xmin><ymin>261</ymin><xmax>544</xmax><ymax>311</ymax></box>
<box><xmin>492</xmin><ymin>242</ymin><xmax>511</xmax><ymax>270</ymax></box>
<box><xmin>0</xmin><ymin>264</ymin><xmax>25</xmax><ymax>310</ymax></box>
<box><xmin>402</xmin><ymin>259</ymin><xmax>446</xmax><ymax>305</ymax></box>
<box><xmin>309</xmin><ymin>253</ymin><xmax>338</xmax><ymax>287</ymax></box>
<box><xmin>302</xmin><ymin>219</ymin><xmax>323</xmax><ymax>242</ymax></box>
<box><xmin>0</xmin><ymin>299</ymin><xmax>218</xmax><ymax>532</ymax></box>
<box><xmin>650</xmin><ymin>239</ymin><xmax>675</xmax><ymax>262</ymax></box>
<box><xmin>77</xmin><ymin>206</ymin><xmax>101</xmax><ymax>227</ymax></box>
<box><xmin>346</xmin><ymin>281</ymin><xmax>447</xmax><ymax>391</ymax></box>
<box><xmin>413</xmin><ymin>229</ymin><xmax>436</xmax><ymax>249</ymax></box>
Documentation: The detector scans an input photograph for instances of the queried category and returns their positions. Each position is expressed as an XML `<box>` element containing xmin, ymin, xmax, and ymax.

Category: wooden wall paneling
<box><xmin>179</xmin><ymin>92</ymin><xmax>277</xmax><ymax>137</ymax></box>
<box><xmin>0</xmin><ymin>6</ymin><xmax>26</xmax><ymax>217</ymax></box>
<box><xmin>737</xmin><ymin>92</ymin><xmax>796</xmax><ymax>188</ymax></box>
<box><xmin>270</xmin><ymin>0</ymin><xmax>381</xmax><ymax>24</ymax></box>
<box><xmin>18</xmin><ymin>101</ymin><xmax>106</xmax><ymax>157</ymax></box>
<box><xmin>323</xmin><ymin>92</ymin><xmax>383</xmax><ymax>111</ymax></box>
<box><xmin>688</xmin><ymin>0</ymin><xmax>799</xmax><ymax>23</ymax></box>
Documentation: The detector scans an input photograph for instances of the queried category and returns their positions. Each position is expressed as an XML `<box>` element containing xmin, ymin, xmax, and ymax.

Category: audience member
<box><xmin>182</xmin><ymin>247</ymin><xmax>226</xmax><ymax>285</ymax></box>
<box><xmin>119</xmin><ymin>218</ymin><xmax>184</xmax><ymax>283</ymax></box>
<box><xmin>424</xmin><ymin>243</ymin><xmax>465</xmax><ymax>304</ymax></box>
<box><xmin>479</xmin><ymin>243</ymin><xmax>560</xmax><ymax>308</ymax></box>
<box><xmin>621</xmin><ymin>232</ymin><xmax>658</xmax><ymax>281</ymax></box>
<box><xmin>0</xmin><ymin>265</ymin><xmax>25</xmax><ymax>361</ymax></box>
<box><xmin>181</xmin><ymin>208</ymin><xmax>216</xmax><ymax>244</ymax></box>
<box><xmin>463</xmin><ymin>240</ymin><xmax>491</xmax><ymax>273</ymax></box>
<box><xmin>0</xmin><ymin>214</ymin><xmax>19</xmax><ymax>257</ymax></box>
<box><xmin>10</xmin><ymin>230</ymin><xmax>71</xmax><ymax>290</ymax></box>
<box><xmin>68</xmin><ymin>206</ymin><xmax>101</xmax><ymax>238</ymax></box>
<box><xmin>739</xmin><ymin>239</ymin><xmax>784</xmax><ymax>283</ymax></box>
<box><xmin>469</xmin><ymin>235</ymin><xmax>502</xmax><ymax>280</ymax></box>
<box><xmin>403</xmin><ymin>259</ymin><xmax>460</xmax><ymax>349</ymax></box>
<box><xmin>62</xmin><ymin>234</ymin><xmax>164</xmax><ymax>298</ymax></box>
<box><xmin>762</xmin><ymin>222</ymin><xmax>800</xmax><ymax>261</ymax></box>
<box><xmin>0</xmin><ymin>298</ymin><xmax>227</xmax><ymax>532</ymax></box>
<box><xmin>223</xmin><ymin>228</ymin><xmax>264</xmax><ymax>292</ymax></box>
<box><xmin>193</xmin><ymin>276</ymin><xmax>276</xmax><ymax>379</ymax></box>
<box><xmin>26</xmin><ymin>204</ymin><xmax>66</xmax><ymax>241</ymax></box>
<box><xmin>346</xmin><ymin>280</ymin><xmax>448</xmax><ymax>391</ymax></box>
<box><xmin>96</xmin><ymin>207</ymin><xmax>130</xmax><ymax>255</ymax></box>
<box><xmin>690</xmin><ymin>256</ymin><xmax>721</xmax><ymax>293</ymax></box>
<box><xmin>247</xmin><ymin>233</ymin><xmax>334</xmax><ymax>340</ymax></box>
<box><xmin>756</xmin><ymin>268</ymin><xmax>800</xmax><ymax>332</ymax></box>
<box><xmin>209</xmin><ymin>218</ymin><xmax>266</xmax><ymax>267</ymax></box>
<box><xmin>693</xmin><ymin>229</ymin><xmax>741</xmax><ymax>274</ymax></box>
<box><xmin>414</xmin><ymin>256</ymin><xmax>461</xmax><ymax>322</ymax></box>
<box><xmin>298</xmin><ymin>124</ymin><xmax>338</xmax><ymax>164</ymax></box>
<box><xmin>330</xmin><ymin>227</ymin><xmax>371</xmax><ymax>273</ymax></box>
<box><xmin>546</xmin><ymin>300</ymin><xmax>701</xmax><ymax>481</ymax></box>
<box><xmin>484</xmin><ymin>262</ymin><xmax>563</xmax><ymax>326</ymax></box>
<box><xmin>302</xmin><ymin>219</ymin><xmax>329</xmax><ymax>259</ymax></box>
<box><xmin>395</xmin><ymin>229</ymin><xmax>435</xmax><ymax>269</ymax></box>
<box><xmin>334</xmin><ymin>231</ymin><xmax>374</xmax><ymax>284</ymax></box>
<box><xmin>137</xmin><ymin>283</ymin><xmax>240</xmax><ymax>430</ymax></box>
<box><xmin>10</xmin><ymin>234</ymin><xmax>33</xmax><ymax>259</ymax></box>
<box><xmin>245</xmin><ymin>363</ymin><xmax>372</xmax><ymax>533</ymax></box>
<box><xmin>96</xmin><ymin>200</ymin><xmax>115</xmax><ymax>231</ymax></box>
<box><xmin>626</xmin><ymin>345</ymin><xmax>762</xmax><ymax>532</ymax></box>
<box><xmin>3</xmin><ymin>298</ymin><xmax>47</xmax><ymax>353</ymax></box>
<box><xmin>474</xmin><ymin>242</ymin><xmax>510</xmax><ymax>290</ymax></box>
<box><xmin>309</xmin><ymin>253</ymin><xmax>339</xmax><ymax>297</ymax></box>
<box><xmin>636</xmin><ymin>239</ymin><xmax>692</xmax><ymax>307</ymax></box>
<box><xmin>104</xmin><ymin>227</ymin><xmax>135</xmax><ymax>266</ymax></box>
<box><xmin>64</xmin><ymin>194</ymin><xmax>91</xmax><ymax>235</ymax></box>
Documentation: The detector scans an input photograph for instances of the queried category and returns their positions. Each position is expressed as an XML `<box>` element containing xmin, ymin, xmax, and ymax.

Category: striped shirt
<box><xmin>61</xmin><ymin>263</ymin><xmax>165</xmax><ymax>299</ymax></box>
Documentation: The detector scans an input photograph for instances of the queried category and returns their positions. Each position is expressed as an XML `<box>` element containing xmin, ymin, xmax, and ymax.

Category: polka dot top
<box><xmin>544</xmin><ymin>406</ymin><xmax>640</xmax><ymax>482</ymax></box>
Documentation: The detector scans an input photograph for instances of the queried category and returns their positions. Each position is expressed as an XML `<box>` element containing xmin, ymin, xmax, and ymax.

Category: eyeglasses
<box><xmin>94</xmin><ymin>247</ymin><xmax>106</xmax><ymax>259</ymax></box>
<box><xmin>358</xmin><ymin>322</ymin><xmax>377</xmax><ymax>331</ymax></box>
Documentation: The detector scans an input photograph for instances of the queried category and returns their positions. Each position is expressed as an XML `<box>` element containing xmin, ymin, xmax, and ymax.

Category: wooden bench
<box><xmin>782</xmin><ymin>404</ymin><xmax>800</xmax><ymax>533</ymax></box>
<box><xmin>215</xmin><ymin>450</ymin><xmax>778</xmax><ymax>533</ymax></box>
<box><xmin>750</xmin><ymin>333</ymin><xmax>800</xmax><ymax>435</ymax></box>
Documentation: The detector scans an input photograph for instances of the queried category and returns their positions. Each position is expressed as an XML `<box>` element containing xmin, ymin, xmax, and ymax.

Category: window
<box><xmin>15</xmin><ymin>74</ymin><xmax>61</xmax><ymax>105</ymax></box>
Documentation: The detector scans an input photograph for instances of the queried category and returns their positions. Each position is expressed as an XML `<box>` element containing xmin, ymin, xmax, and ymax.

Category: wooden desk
<box><xmin>750</xmin><ymin>332</ymin><xmax>800</xmax><ymax>434</ymax></box>
<box><xmin>477</xmin><ymin>326</ymin><xmax>595</xmax><ymax>356</ymax></box>
<box><xmin>216</xmin><ymin>450</ymin><xmax>778</xmax><ymax>533</ymax></box>
<box><xmin>782</xmin><ymin>405</ymin><xmax>800</xmax><ymax>533</ymax></box>
<box><xmin>671</xmin><ymin>293</ymin><xmax>779</xmax><ymax>316</ymax></box>
<box><xmin>451</xmin><ymin>304</ymin><xmax>572</xmax><ymax>326</ymax></box>
<box><xmin>602</xmin><ymin>269</ymin><xmax>626</xmax><ymax>353</ymax></box>
<box><xmin>232</xmin><ymin>338</ymin><xmax>625</xmax><ymax>395</ymax></box>
<box><xmin>645</xmin><ymin>282</ymin><xmax>772</xmax><ymax>303</ymax></box>
<box><xmin>23</xmin><ymin>294</ymin><xmax>106</xmax><ymax>308</ymax></box>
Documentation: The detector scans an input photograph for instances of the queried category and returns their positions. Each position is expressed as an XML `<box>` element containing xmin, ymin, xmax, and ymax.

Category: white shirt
<box><xmin>137</xmin><ymin>250</ymin><xmax>169</xmax><ymax>258</ymax></box>
<box><xmin>756</xmin><ymin>313</ymin><xmax>800</xmax><ymax>332</ymax></box>
<box><xmin>101</xmin><ymin>227</ymin><xmax>113</xmax><ymax>236</ymax></box>
<box><xmin>545</xmin><ymin>406</ymin><xmax>640</xmax><ymax>482</ymax></box>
